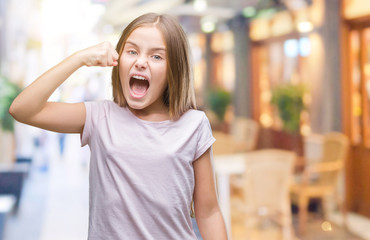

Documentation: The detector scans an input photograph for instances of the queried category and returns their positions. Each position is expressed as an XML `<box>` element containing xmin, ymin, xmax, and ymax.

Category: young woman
<box><xmin>10</xmin><ymin>13</ymin><xmax>227</xmax><ymax>240</ymax></box>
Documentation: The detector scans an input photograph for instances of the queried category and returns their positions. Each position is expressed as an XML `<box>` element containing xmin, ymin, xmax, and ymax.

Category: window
<box><xmin>254</xmin><ymin>36</ymin><xmax>312</xmax><ymax>134</ymax></box>
<box><xmin>349</xmin><ymin>27</ymin><xmax>370</xmax><ymax>147</ymax></box>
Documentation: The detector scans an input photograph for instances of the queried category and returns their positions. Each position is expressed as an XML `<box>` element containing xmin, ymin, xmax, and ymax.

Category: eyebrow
<box><xmin>125</xmin><ymin>41</ymin><xmax>166</xmax><ymax>52</ymax></box>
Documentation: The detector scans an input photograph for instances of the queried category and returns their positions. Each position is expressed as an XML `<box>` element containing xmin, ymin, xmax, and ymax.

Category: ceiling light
<box><xmin>201</xmin><ymin>21</ymin><xmax>216</xmax><ymax>33</ymax></box>
<box><xmin>297</xmin><ymin>21</ymin><xmax>313</xmax><ymax>33</ymax></box>
<box><xmin>201</xmin><ymin>16</ymin><xmax>217</xmax><ymax>33</ymax></box>
<box><xmin>193</xmin><ymin>0</ymin><xmax>207</xmax><ymax>12</ymax></box>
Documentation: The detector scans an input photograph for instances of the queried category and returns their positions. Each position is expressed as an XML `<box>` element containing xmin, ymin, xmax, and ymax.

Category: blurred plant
<box><xmin>0</xmin><ymin>75</ymin><xmax>21</xmax><ymax>132</ymax></box>
<box><xmin>207</xmin><ymin>88</ymin><xmax>231</xmax><ymax>121</ymax></box>
<box><xmin>271</xmin><ymin>82</ymin><xmax>307</xmax><ymax>133</ymax></box>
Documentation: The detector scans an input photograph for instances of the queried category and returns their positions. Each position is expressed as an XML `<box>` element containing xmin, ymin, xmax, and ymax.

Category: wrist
<box><xmin>70</xmin><ymin>50</ymin><xmax>87</xmax><ymax>68</ymax></box>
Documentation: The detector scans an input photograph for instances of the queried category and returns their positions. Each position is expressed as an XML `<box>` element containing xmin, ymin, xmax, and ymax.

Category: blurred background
<box><xmin>1</xmin><ymin>0</ymin><xmax>370</xmax><ymax>239</ymax></box>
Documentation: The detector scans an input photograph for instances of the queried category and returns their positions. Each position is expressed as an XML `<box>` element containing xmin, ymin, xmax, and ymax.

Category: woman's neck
<box><xmin>128</xmin><ymin>105</ymin><xmax>170</xmax><ymax>122</ymax></box>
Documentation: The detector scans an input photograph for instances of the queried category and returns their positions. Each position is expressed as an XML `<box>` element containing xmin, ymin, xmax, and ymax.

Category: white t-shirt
<box><xmin>81</xmin><ymin>100</ymin><xmax>215</xmax><ymax>240</ymax></box>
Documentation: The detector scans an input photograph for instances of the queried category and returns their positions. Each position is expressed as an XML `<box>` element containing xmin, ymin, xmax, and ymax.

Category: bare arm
<box><xmin>9</xmin><ymin>42</ymin><xmax>118</xmax><ymax>134</ymax></box>
<box><xmin>193</xmin><ymin>148</ymin><xmax>228</xmax><ymax>240</ymax></box>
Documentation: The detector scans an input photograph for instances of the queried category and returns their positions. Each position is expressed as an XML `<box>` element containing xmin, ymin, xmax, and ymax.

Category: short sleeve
<box><xmin>81</xmin><ymin>101</ymin><xmax>93</xmax><ymax>147</ymax></box>
<box><xmin>194</xmin><ymin>113</ymin><xmax>216</xmax><ymax>160</ymax></box>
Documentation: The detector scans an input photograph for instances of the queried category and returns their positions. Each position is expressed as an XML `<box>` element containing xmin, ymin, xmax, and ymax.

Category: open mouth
<box><xmin>129</xmin><ymin>75</ymin><xmax>150</xmax><ymax>98</ymax></box>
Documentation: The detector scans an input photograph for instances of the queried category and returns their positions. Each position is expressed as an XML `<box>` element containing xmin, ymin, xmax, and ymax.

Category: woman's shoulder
<box><xmin>86</xmin><ymin>99</ymin><xmax>129</xmax><ymax>118</ymax></box>
<box><xmin>87</xmin><ymin>99</ymin><xmax>121</xmax><ymax>110</ymax></box>
<box><xmin>178</xmin><ymin>109</ymin><xmax>209</xmax><ymax>126</ymax></box>
<box><xmin>181</xmin><ymin>109</ymin><xmax>206</xmax><ymax>119</ymax></box>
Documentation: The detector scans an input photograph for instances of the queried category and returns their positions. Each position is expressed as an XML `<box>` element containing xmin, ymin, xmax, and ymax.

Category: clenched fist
<box><xmin>79</xmin><ymin>41</ymin><xmax>119</xmax><ymax>67</ymax></box>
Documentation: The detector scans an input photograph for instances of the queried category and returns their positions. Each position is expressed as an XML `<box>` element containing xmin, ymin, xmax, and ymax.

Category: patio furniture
<box><xmin>290</xmin><ymin>132</ymin><xmax>349</xmax><ymax>233</ymax></box>
<box><xmin>230</xmin><ymin>117</ymin><xmax>260</xmax><ymax>152</ymax></box>
<box><xmin>235</xmin><ymin>149</ymin><xmax>296</xmax><ymax>240</ymax></box>
<box><xmin>0</xmin><ymin>163</ymin><xmax>28</xmax><ymax>212</ymax></box>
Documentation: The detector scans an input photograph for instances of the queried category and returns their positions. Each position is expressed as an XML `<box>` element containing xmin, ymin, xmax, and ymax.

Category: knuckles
<box><xmin>86</xmin><ymin>41</ymin><xmax>116</xmax><ymax>67</ymax></box>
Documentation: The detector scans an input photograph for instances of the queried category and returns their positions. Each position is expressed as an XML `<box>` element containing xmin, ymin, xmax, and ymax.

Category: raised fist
<box><xmin>81</xmin><ymin>41</ymin><xmax>119</xmax><ymax>67</ymax></box>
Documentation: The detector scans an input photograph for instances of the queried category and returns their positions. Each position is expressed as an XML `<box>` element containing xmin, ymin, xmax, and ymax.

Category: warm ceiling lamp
<box><xmin>201</xmin><ymin>16</ymin><xmax>216</xmax><ymax>33</ymax></box>
<box><xmin>193</xmin><ymin>0</ymin><xmax>207</xmax><ymax>12</ymax></box>
<box><xmin>297</xmin><ymin>21</ymin><xmax>313</xmax><ymax>33</ymax></box>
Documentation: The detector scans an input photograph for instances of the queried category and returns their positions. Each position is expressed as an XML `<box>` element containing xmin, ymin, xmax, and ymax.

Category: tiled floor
<box><xmin>230</xmin><ymin>211</ymin><xmax>365</xmax><ymax>240</ymax></box>
<box><xmin>3</xmin><ymin>168</ymin><xmax>48</xmax><ymax>240</ymax></box>
<box><xmin>2</xmin><ymin>134</ymin><xmax>370</xmax><ymax>240</ymax></box>
<box><xmin>3</xmin><ymin>134</ymin><xmax>90</xmax><ymax>240</ymax></box>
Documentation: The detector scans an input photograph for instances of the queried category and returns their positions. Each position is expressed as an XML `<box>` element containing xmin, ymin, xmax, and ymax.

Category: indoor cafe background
<box><xmin>1</xmin><ymin>0</ymin><xmax>370</xmax><ymax>240</ymax></box>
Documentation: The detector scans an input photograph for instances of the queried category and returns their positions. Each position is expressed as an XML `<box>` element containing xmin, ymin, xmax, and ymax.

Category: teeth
<box><xmin>132</xmin><ymin>75</ymin><xmax>146</xmax><ymax>80</ymax></box>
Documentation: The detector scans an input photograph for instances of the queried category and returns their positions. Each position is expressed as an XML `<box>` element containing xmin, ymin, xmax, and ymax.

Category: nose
<box><xmin>135</xmin><ymin>56</ymin><xmax>148</xmax><ymax>69</ymax></box>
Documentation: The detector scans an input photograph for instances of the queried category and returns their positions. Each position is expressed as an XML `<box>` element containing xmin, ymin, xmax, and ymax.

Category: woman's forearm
<box><xmin>196</xmin><ymin>210</ymin><xmax>228</xmax><ymax>240</ymax></box>
<box><xmin>9</xmin><ymin>52</ymin><xmax>85</xmax><ymax>122</ymax></box>
<box><xmin>9</xmin><ymin>41</ymin><xmax>118</xmax><ymax>123</ymax></box>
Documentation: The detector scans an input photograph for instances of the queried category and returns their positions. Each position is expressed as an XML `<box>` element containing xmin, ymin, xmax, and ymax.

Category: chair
<box><xmin>212</xmin><ymin>131</ymin><xmax>244</xmax><ymax>156</ymax></box>
<box><xmin>212</xmin><ymin>117</ymin><xmax>260</xmax><ymax>156</ymax></box>
<box><xmin>303</xmin><ymin>133</ymin><xmax>324</xmax><ymax>165</ymax></box>
<box><xmin>235</xmin><ymin>149</ymin><xmax>296</xmax><ymax>240</ymax></box>
<box><xmin>228</xmin><ymin>118</ymin><xmax>260</xmax><ymax>203</ymax></box>
<box><xmin>230</xmin><ymin>117</ymin><xmax>260</xmax><ymax>152</ymax></box>
<box><xmin>290</xmin><ymin>132</ymin><xmax>349</xmax><ymax>234</ymax></box>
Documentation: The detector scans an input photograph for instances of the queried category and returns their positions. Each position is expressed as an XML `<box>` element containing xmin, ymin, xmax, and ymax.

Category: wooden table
<box><xmin>213</xmin><ymin>150</ymin><xmax>303</xmax><ymax>239</ymax></box>
<box><xmin>213</xmin><ymin>153</ymin><xmax>248</xmax><ymax>239</ymax></box>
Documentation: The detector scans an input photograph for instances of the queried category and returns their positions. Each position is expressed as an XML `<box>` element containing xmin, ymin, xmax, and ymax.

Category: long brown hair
<box><xmin>112</xmin><ymin>13</ymin><xmax>196</xmax><ymax>119</ymax></box>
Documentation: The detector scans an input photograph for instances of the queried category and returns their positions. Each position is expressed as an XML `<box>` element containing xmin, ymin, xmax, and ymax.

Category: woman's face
<box><xmin>119</xmin><ymin>26</ymin><xmax>168</xmax><ymax>113</ymax></box>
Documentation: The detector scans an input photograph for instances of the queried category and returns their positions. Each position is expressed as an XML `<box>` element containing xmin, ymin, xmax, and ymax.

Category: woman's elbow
<box><xmin>9</xmin><ymin>104</ymin><xmax>18</xmax><ymax>120</ymax></box>
<box><xmin>8</xmin><ymin>101</ymin><xmax>24</xmax><ymax>122</ymax></box>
